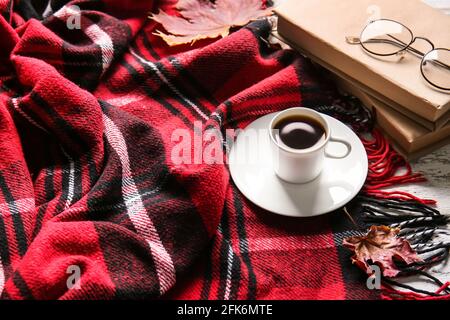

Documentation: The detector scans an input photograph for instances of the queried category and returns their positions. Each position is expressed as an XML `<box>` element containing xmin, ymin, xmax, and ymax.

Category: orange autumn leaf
<box><xmin>150</xmin><ymin>0</ymin><xmax>273</xmax><ymax>46</ymax></box>
<box><xmin>343</xmin><ymin>225</ymin><xmax>423</xmax><ymax>277</ymax></box>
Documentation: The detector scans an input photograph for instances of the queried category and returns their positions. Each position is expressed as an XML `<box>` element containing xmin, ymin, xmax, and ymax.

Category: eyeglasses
<box><xmin>346</xmin><ymin>19</ymin><xmax>450</xmax><ymax>91</ymax></box>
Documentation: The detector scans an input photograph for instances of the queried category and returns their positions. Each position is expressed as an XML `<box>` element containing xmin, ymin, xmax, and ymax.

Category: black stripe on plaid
<box><xmin>0</xmin><ymin>171</ymin><xmax>28</xmax><ymax>257</ymax></box>
<box><xmin>119</xmin><ymin>60</ymin><xmax>193</xmax><ymax>128</ymax></box>
<box><xmin>139</xmin><ymin>34</ymin><xmax>218</xmax><ymax>112</ymax></box>
<box><xmin>167</xmin><ymin>56</ymin><xmax>219</xmax><ymax>108</ymax></box>
<box><xmin>140</xmin><ymin>31</ymin><xmax>162</xmax><ymax>61</ymax></box>
<box><xmin>246</xmin><ymin>20</ymin><xmax>280</xmax><ymax>59</ymax></box>
<box><xmin>233</xmin><ymin>188</ymin><xmax>257</xmax><ymax>300</ymax></box>
<box><xmin>30</xmin><ymin>92</ymin><xmax>98</xmax><ymax>185</ymax></box>
<box><xmin>157</xmin><ymin>57</ymin><xmax>212</xmax><ymax>117</ymax></box>
<box><xmin>95</xmin><ymin>222</ymin><xmax>162</xmax><ymax>299</ymax></box>
<box><xmin>0</xmin><ymin>213</ymin><xmax>12</xmax><ymax>279</ymax></box>
<box><xmin>129</xmin><ymin>47</ymin><xmax>209</xmax><ymax>122</ymax></box>
<box><xmin>228</xmin><ymin>247</ymin><xmax>242</xmax><ymax>300</ymax></box>
<box><xmin>8</xmin><ymin>93</ymin><xmax>98</xmax><ymax>192</ymax></box>
<box><xmin>200</xmin><ymin>244</ymin><xmax>214</xmax><ymax>299</ymax></box>
<box><xmin>15</xmin><ymin>0</ymin><xmax>44</xmax><ymax>20</ymax></box>
<box><xmin>11</xmin><ymin>96</ymin><xmax>86</xmax><ymax>225</ymax></box>
<box><xmin>12</xmin><ymin>271</ymin><xmax>34</xmax><ymax>300</ymax></box>
<box><xmin>10</xmin><ymin>101</ymin><xmax>75</xmax><ymax>239</ymax></box>
<box><xmin>32</xmin><ymin>158</ymin><xmax>55</xmax><ymax>237</ymax></box>
<box><xmin>29</xmin><ymin>92</ymin><xmax>89</xmax><ymax>151</ymax></box>
<box><xmin>294</xmin><ymin>61</ymin><xmax>336</xmax><ymax>109</ymax></box>
<box><xmin>1</xmin><ymin>0</ymin><xmax>13</xmax><ymax>24</ymax></box>
<box><xmin>217</xmin><ymin>204</ymin><xmax>233</xmax><ymax>300</ymax></box>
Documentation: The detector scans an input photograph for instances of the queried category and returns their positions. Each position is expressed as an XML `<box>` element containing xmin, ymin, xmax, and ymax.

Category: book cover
<box><xmin>276</xmin><ymin>0</ymin><xmax>450</xmax><ymax>123</ymax></box>
<box><xmin>334</xmin><ymin>75</ymin><xmax>450</xmax><ymax>155</ymax></box>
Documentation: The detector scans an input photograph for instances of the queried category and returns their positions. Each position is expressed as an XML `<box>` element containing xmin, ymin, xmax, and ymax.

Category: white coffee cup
<box><xmin>269</xmin><ymin>108</ymin><xmax>352</xmax><ymax>184</ymax></box>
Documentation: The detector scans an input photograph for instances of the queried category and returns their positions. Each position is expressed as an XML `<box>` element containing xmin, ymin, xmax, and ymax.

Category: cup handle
<box><xmin>325</xmin><ymin>136</ymin><xmax>352</xmax><ymax>159</ymax></box>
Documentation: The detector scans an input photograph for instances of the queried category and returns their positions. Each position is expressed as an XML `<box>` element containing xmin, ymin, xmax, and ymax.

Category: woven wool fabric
<box><xmin>0</xmin><ymin>0</ymin><xmax>410</xmax><ymax>300</ymax></box>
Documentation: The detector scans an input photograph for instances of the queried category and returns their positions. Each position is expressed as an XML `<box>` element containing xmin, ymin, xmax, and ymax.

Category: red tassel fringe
<box><xmin>359</xmin><ymin>129</ymin><xmax>447</xmax><ymax>299</ymax></box>
<box><xmin>361</xmin><ymin>129</ymin><xmax>436</xmax><ymax>205</ymax></box>
<box><xmin>381</xmin><ymin>283</ymin><xmax>450</xmax><ymax>300</ymax></box>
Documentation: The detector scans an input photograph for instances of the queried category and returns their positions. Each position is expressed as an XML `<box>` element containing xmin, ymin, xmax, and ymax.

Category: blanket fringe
<box><xmin>361</xmin><ymin>129</ymin><xmax>435</xmax><ymax>205</ymax></box>
<box><xmin>357</xmin><ymin>197</ymin><xmax>450</xmax><ymax>298</ymax></box>
<box><xmin>381</xmin><ymin>281</ymin><xmax>450</xmax><ymax>300</ymax></box>
<box><xmin>305</xmin><ymin>88</ymin><xmax>447</xmax><ymax>300</ymax></box>
<box><xmin>337</xmin><ymin>102</ymin><xmax>448</xmax><ymax>299</ymax></box>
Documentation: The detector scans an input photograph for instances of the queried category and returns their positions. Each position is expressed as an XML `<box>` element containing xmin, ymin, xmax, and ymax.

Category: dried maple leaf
<box><xmin>150</xmin><ymin>0</ymin><xmax>273</xmax><ymax>46</ymax></box>
<box><xmin>343</xmin><ymin>226</ymin><xmax>423</xmax><ymax>277</ymax></box>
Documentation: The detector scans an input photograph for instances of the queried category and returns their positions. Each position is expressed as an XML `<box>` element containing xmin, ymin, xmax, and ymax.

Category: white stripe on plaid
<box><xmin>0</xmin><ymin>255</ymin><xmax>4</xmax><ymax>296</ymax></box>
<box><xmin>102</xmin><ymin>113</ymin><xmax>176</xmax><ymax>294</ymax></box>
<box><xmin>106</xmin><ymin>93</ymin><xmax>146</xmax><ymax>107</ymax></box>
<box><xmin>84</xmin><ymin>24</ymin><xmax>114</xmax><ymax>73</ymax></box>
<box><xmin>218</xmin><ymin>223</ymin><xmax>235</xmax><ymax>300</ymax></box>
<box><xmin>248</xmin><ymin>230</ymin><xmax>365</xmax><ymax>252</ymax></box>
<box><xmin>249</xmin><ymin>234</ymin><xmax>333</xmax><ymax>252</ymax></box>
<box><xmin>0</xmin><ymin>198</ymin><xmax>35</xmax><ymax>214</ymax></box>
<box><xmin>53</xmin><ymin>5</ymin><xmax>79</xmax><ymax>20</ymax></box>
<box><xmin>130</xmin><ymin>48</ymin><xmax>209</xmax><ymax>120</ymax></box>
<box><xmin>224</xmin><ymin>245</ymin><xmax>233</xmax><ymax>300</ymax></box>
<box><xmin>12</xmin><ymin>98</ymin><xmax>48</xmax><ymax>133</ymax></box>
<box><xmin>60</xmin><ymin>149</ymin><xmax>75</xmax><ymax>210</ymax></box>
<box><xmin>53</xmin><ymin>5</ymin><xmax>114</xmax><ymax>74</ymax></box>
<box><xmin>42</xmin><ymin>1</ymin><xmax>53</xmax><ymax>18</ymax></box>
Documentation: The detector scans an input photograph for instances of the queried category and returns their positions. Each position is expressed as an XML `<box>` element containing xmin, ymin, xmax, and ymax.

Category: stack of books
<box><xmin>275</xmin><ymin>0</ymin><xmax>450</xmax><ymax>159</ymax></box>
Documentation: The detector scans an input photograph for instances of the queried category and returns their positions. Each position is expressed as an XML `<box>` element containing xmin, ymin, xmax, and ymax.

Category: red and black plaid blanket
<box><xmin>0</xmin><ymin>0</ymin><xmax>445</xmax><ymax>300</ymax></box>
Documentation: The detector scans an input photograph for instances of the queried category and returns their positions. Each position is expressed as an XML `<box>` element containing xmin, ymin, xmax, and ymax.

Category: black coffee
<box><xmin>273</xmin><ymin>115</ymin><xmax>325</xmax><ymax>150</ymax></box>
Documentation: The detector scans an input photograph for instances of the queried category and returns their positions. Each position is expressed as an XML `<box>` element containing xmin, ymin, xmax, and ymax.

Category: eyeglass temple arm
<box><xmin>347</xmin><ymin>36</ymin><xmax>450</xmax><ymax>71</ymax></box>
<box><xmin>388</xmin><ymin>34</ymin><xmax>428</xmax><ymax>56</ymax></box>
<box><xmin>385</xmin><ymin>35</ymin><xmax>449</xmax><ymax>70</ymax></box>
<box><xmin>346</xmin><ymin>36</ymin><xmax>424</xmax><ymax>56</ymax></box>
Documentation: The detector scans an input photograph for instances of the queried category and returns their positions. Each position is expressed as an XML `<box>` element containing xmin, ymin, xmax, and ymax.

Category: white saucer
<box><xmin>228</xmin><ymin>112</ymin><xmax>368</xmax><ymax>217</ymax></box>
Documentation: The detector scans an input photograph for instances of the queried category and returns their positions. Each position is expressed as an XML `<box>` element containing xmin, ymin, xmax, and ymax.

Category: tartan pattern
<box><xmin>0</xmin><ymin>0</ymin><xmax>383</xmax><ymax>299</ymax></box>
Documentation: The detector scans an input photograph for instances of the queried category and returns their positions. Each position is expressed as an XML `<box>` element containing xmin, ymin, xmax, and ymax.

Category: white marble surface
<box><xmin>424</xmin><ymin>0</ymin><xmax>450</xmax><ymax>14</ymax></box>
<box><xmin>395</xmin><ymin>144</ymin><xmax>450</xmax><ymax>215</ymax></box>
<box><xmin>388</xmin><ymin>143</ymin><xmax>450</xmax><ymax>294</ymax></box>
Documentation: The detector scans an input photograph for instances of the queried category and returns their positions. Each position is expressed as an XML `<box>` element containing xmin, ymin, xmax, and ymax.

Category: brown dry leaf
<box><xmin>150</xmin><ymin>0</ymin><xmax>273</xmax><ymax>46</ymax></box>
<box><xmin>343</xmin><ymin>225</ymin><xmax>423</xmax><ymax>277</ymax></box>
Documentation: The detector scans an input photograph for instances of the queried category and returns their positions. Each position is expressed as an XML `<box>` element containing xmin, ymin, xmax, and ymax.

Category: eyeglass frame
<box><xmin>347</xmin><ymin>18</ymin><xmax>450</xmax><ymax>91</ymax></box>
